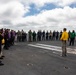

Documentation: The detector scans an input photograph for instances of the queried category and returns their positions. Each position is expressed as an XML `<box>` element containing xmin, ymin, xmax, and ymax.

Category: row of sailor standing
<box><xmin>0</xmin><ymin>28</ymin><xmax>16</xmax><ymax>66</ymax></box>
<box><xmin>16</xmin><ymin>30</ymin><xmax>61</xmax><ymax>42</ymax></box>
<box><xmin>16</xmin><ymin>29</ymin><xmax>76</xmax><ymax>46</ymax></box>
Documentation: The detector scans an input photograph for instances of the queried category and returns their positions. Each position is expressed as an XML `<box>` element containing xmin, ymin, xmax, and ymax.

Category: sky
<box><xmin>0</xmin><ymin>0</ymin><xmax>76</xmax><ymax>32</ymax></box>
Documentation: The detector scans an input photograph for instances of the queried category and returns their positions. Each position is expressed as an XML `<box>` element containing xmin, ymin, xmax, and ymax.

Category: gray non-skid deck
<box><xmin>0</xmin><ymin>41</ymin><xmax>76</xmax><ymax>75</ymax></box>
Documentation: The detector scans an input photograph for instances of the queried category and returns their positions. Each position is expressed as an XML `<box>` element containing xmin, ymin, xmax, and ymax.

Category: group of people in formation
<box><xmin>0</xmin><ymin>28</ymin><xmax>16</xmax><ymax>66</ymax></box>
<box><xmin>17</xmin><ymin>30</ymin><xmax>62</xmax><ymax>42</ymax></box>
<box><xmin>16</xmin><ymin>29</ymin><xmax>76</xmax><ymax>45</ymax></box>
<box><xmin>0</xmin><ymin>28</ymin><xmax>76</xmax><ymax>66</ymax></box>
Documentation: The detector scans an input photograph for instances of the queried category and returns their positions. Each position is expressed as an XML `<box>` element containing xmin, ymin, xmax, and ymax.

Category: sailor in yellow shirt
<box><xmin>60</xmin><ymin>28</ymin><xmax>69</xmax><ymax>57</ymax></box>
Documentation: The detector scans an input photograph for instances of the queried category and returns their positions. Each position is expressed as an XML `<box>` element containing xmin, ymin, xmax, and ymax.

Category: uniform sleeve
<box><xmin>60</xmin><ymin>32</ymin><xmax>64</xmax><ymax>40</ymax></box>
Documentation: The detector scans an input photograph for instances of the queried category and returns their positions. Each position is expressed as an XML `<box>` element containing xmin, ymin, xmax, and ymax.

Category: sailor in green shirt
<box><xmin>69</xmin><ymin>30</ymin><xmax>75</xmax><ymax>46</ymax></box>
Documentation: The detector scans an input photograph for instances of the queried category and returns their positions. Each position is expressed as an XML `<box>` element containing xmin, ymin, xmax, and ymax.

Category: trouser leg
<box><xmin>72</xmin><ymin>38</ymin><xmax>74</xmax><ymax>46</ymax></box>
<box><xmin>62</xmin><ymin>41</ymin><xmax>67</xmax><ymax>56</ymax></box>
<box><xmin>69</xmin><ymin>38</ymin><xmax>73</xmax><ymax>46</ymax></box>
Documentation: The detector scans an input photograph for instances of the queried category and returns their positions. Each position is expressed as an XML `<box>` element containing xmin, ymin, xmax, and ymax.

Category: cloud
<box><xmin>0</xmin><ymin>0</ymin><xmax>76</xmax><ymax>32</ymax></box>
<box><xmin>56</xmin><ymin>0</ymin><xmax>76</xmax><ymax>7</ymax></box>
<box><xmin>15</xmin><ymin>6</ymin><xmax>76</xmax><ymax>32</ymax></box>
<box><xmin>0</xmin><ymin>1</ymin><xmax>28</xmax><ymax>18</ymax></box>
<box><xmin>20</xmin><ymin>0</ymin><xmax>76</xmax><ymax>7</ymax></box>
<box><xmin>0</xmin><ymin>0</ymin><xmax>30</xmax><ymax>29</ymax></box>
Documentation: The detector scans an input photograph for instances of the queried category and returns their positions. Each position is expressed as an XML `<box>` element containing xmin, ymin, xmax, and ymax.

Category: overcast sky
<box><xmin>0</xmin><ymin>0</ymin><xmax>76</xmax><ymax>32</ymax></box>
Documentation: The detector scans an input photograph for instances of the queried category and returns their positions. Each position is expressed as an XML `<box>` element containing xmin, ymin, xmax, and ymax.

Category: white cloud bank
<box><xmin>20</xmin><ymin>0</ymin><xmax>76</xmax><ymax>7</ymax></box>
<box><xmin>0</xmin><ymin>0</ymin><xmax>76</xmax><ymax>32</ymax></box>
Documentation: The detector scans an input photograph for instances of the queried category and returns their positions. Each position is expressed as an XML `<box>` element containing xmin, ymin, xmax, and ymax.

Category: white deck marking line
<box><xmin>37</xmin><ymin>44</ymin><xmax>76</xmax><ymax>54</ymax></box>
<box><xmin>28</xmin><ymin>44</ymin><xmax>61</xmax><ymax>52</ymax></box>
<box><xmin>28</xmin><ymin>44</ymin><xmax>76</xmax><ymax>54</ymax></box>
<box><xmin>36</xmin><ymin>43</ymin><xmax>75</xmax><ymax>50</ymax></box>
<box><xmin>36</xmin><ymin>43</ymin><xmax>61</xmax><ymax>50</ymax></box>
<box><xmin>36</xmin><ymin>43</ymin><xmax>61</xmax><ymax>49</ymax></box>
